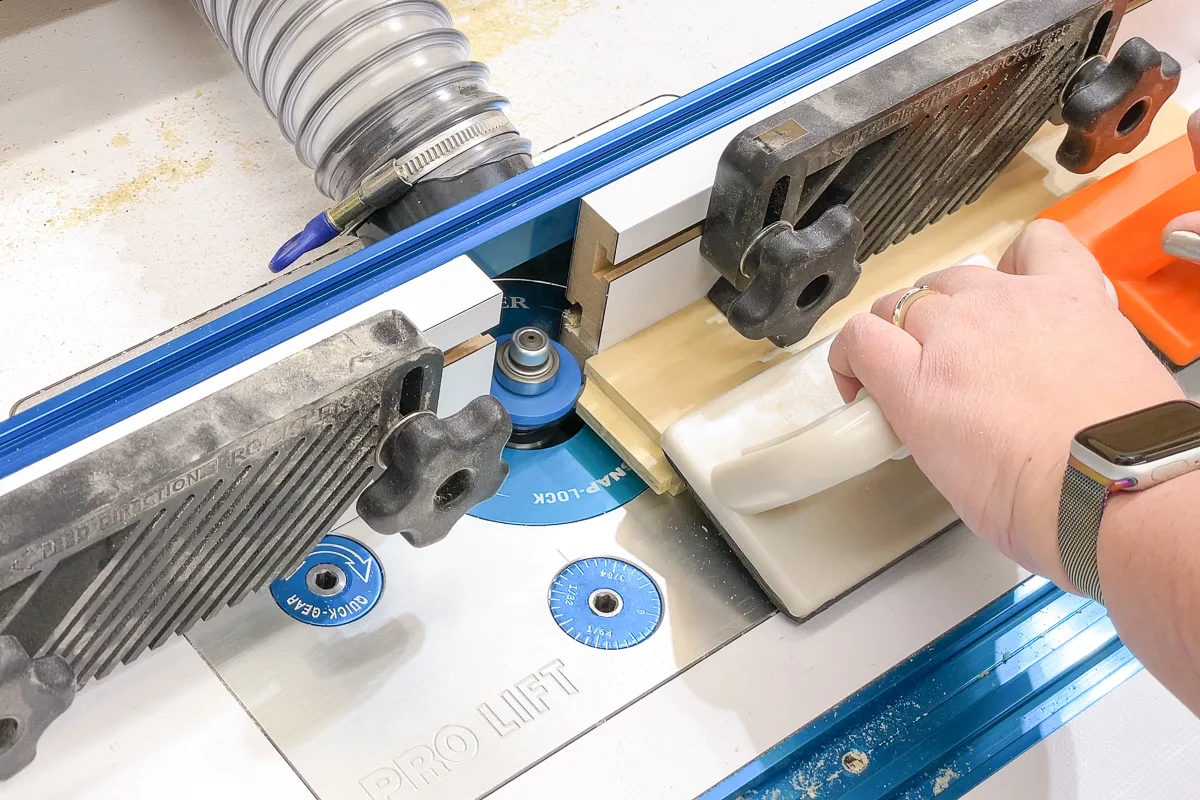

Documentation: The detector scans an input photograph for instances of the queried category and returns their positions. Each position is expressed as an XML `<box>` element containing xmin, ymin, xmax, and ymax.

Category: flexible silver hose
<box><xmin>192</xmin><ymin>0</ymin><xmax>531</xmax><ymax>200</ymax></box>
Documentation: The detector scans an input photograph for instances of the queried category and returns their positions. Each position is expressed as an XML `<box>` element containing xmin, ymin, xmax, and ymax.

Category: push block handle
<box><xmin>711</xmin><ymin>392</ymin><xmax>905</xmax><ymax>515</ymax></box>
<box><xmin>708</xmin><ymin>251</ymin><xmax>1115</xmax><ymax>515</ymax></box>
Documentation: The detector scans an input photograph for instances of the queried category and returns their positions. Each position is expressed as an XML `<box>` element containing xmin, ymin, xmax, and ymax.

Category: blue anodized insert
<box><xmin>271</xmin><ymin>534</ymin><xmax>384</xmax><ymax>627</ymax></box>
<box><xmin>548</xmin><ymin>557</ymin><xmax>663</xmax><ymax>649</ymax></box>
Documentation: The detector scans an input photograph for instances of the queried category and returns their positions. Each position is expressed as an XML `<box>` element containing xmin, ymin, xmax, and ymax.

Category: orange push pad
<box><xmin>1039</xmin><ymin>135</ymin><xmax>1200</xmax><ymax>366</ymax></box>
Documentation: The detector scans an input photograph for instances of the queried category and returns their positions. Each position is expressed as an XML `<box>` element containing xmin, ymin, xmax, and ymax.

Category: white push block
<box><xmin>662</xmin><ymin>337</ymin><xmax>957</xmax><ymax>620</ymax></box>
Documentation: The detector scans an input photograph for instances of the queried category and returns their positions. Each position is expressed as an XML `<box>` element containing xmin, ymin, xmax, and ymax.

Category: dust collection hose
<box><xmin>190</xmin><ymin>0</ymin><xmax>533</xmax><ymax>270</ymax></box>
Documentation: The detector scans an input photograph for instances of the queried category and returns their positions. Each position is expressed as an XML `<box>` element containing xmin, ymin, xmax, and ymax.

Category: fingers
<box><xmin>1165</xmin><ymin>212</ymin><xmax>1200</xmax><ymax>236</ymax></box>
<box><xmin>997</xmin><ymin>219</ymin><xmax>1103</xmax><ymax>280</ymax></box>
<box><xmin>1162</xmin><ymin>154</ymin><xmax>1200</xmax><ymax>260</ymax></box>
<box><xmin>1189</xmin><ymin>108</ymin><xmax>1200</xmax><ymax>170</ymax></box>
<box><xmin>831</xmin><ymin>367</ymin><xmax>863</xmax><ymax>403</ymax></box>
<box><xmin>828</xmin><ymin>313</ymin><xmax>922</xmax><ymax>411</ymax></box>
<box><xmin>1164</xmin><ymin>223</ymin><xmax>1200</xmax><ymax>264</ymax></box>
<box><xmin>870</xmin><ymin>285</ymin><xmax>949</xmax><ymax>342</ymax></box>
<box><xmin>914</xmin><ymin>264</ymin><xmax>1004</xmax><ymax>295</ymax></box>
<box><xmin>1160</xmin><ymin>110</ymin><xmax>1200</xmax><ymax>262</ymax></box>
<box><xmin>863</xmin><ymin>263</ymin><xmax>1006</xmax><ymax>343</ymax></box>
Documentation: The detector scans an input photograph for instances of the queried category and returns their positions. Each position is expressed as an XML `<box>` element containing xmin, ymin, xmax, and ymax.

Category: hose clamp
<box><xmin>394</xmin><ymin>111</ymin><xmax>518</xmax><ymax>183</ymax></box>
<box><xmin>329</xmin><ymin>111</ymin><xmax>518</xmax><ymax>230</ymax></box>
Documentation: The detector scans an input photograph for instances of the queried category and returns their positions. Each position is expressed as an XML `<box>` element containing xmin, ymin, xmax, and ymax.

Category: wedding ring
<box><xmin>892</xmin><ymin>286</ymin><xmax>939</xmax><ymax>331</ymax></box>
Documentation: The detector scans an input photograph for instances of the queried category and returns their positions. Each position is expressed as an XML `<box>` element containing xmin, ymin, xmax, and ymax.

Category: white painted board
<box><xmin>597</xmin><ymin>238</ymin><xmax>720</xmax><ymax>352</ymax></box>
<box><xmin>437</xmin><ymin>339</ymin><xmax>499</xmax><ymax>418</ymax></box>
<box><xmin>964</xmin><ymin>669</ymin><xmax>1200</xmax><ymax>800</ymax></box>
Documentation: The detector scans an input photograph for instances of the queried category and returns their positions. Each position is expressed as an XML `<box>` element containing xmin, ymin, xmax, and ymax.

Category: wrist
<box><xmin>1011</xmin><ymin>448</ymin><xmax>1075</xmax><ymax>588</ymax></box>
<box><xmin>1053</xmin><ymin>392</ymin><xmax>1196</xmax><ymax>598</ymax></box>
<box><xmin>1099</xmin><ymin>469</ymin><xmax>1200</xmax><ymax>588</ymax></box>
<box><xmin>1016</xmin><ymin>390</ymin><xmax>1188</xmax><ymax>591</ymax></box>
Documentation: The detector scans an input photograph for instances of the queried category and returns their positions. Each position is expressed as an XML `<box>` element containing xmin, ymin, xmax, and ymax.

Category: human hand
<box><xmin>827</xmin><ymin>222</ymin><xmax>1183</xmax><ymax>589</ymax></box>
<box><xmin>1163</xmin><ymin>108</ymin><xmax>1200</xmax><ymax>262</ymax></box>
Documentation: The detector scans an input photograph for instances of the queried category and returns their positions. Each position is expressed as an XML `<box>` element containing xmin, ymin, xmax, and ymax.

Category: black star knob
<box><xmin>0</xmin><ymin>636</ymin><xmax>75</xmax><ymax>781</ymax></box>
<box><xmin>1058</xmin><ymin>37</ymin><xmax>1181</xmax><ymax>174</ymax></box>
<box><xmin>357</xmin><ymin>396</ymin><xmax>511</xmax><ymax>547</ymax></box>
<box><xmin>710</xmin><ymin>205</ymin><xmax>864</xmax><ymax>348</ymax></box>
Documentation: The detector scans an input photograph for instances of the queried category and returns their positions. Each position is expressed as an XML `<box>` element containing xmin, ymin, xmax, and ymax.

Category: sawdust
<box><xmin>48</xmin><ymin>156</ymin><xmax>213</xmax><ymax>230</ymax></box>
<box><xmin>790</xmin><ymin>758</ymin><xmax>827</xmax><ymax>798</ymax></box>
<box><xmin>159</xmin><ymin>93</ymin><xmax>275</xmax><ymax>162</ymax></box>
<box><xmin>156</xmin><ymin>124</ymin><xmax>185</xmax><ymax>149</ymax></box>
<box><xmin>40</xmin><ymin>88</ymin><xmax>276</xmax><ymax>231</ymax></box>
<box><xmin>932</xmin><ymin>767</ymin><xmax>960</xmax><ymax>795</ymax></box>
<box><xmin>148</xmin><ymin>95</ymin><xmax>212</xmax><ymax>150</ymax></box>
<box><xmin>446</xmin><ymin>0</ymin><xmax>596</xmax><ymax>64</ymax></box>
<box><xmin>796</xmin><ymin>782</ymin><xmax>821</xmax><ymax>799</ymax></box>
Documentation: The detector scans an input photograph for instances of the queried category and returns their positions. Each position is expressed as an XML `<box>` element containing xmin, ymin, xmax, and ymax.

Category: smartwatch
<box><xmin>1060</xmin><ymin>399</ymin><xmax>1200</xmax><ymax>603</ymax></box>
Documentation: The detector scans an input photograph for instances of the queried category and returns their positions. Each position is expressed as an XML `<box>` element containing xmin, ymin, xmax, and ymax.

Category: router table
<box><xmin>2</xmin><ymin>1</ymin><xmax>1200</xmax><ymax>798</ymax></box>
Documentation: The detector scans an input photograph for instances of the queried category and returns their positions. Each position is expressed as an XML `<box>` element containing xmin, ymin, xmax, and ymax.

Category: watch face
<box><xmin>1076</xmin><ymin>401</ymin><xmax>1200</xmax><ymax>466</ymax></box>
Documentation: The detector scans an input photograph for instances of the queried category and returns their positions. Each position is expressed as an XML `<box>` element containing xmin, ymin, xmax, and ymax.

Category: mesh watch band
<box><xmin>1058</xmin><ymin>463</ymin><xmax>1110</xmax><ymax>603</ymax></box>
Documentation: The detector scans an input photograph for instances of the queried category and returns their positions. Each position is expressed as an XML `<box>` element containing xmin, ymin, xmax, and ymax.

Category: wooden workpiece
<box><xmin>581</xmin><ymin>103</ymin><xmax>1193</xmax><ymax>494</ymax></box>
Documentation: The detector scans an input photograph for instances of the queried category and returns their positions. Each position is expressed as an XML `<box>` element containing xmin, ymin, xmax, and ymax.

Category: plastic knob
<box><xmin>714</xmin><ymin>205</ymin><xmax>864</xmax><ymax>348</ymax></box>
<box><xmin>1058</xmin><ymin>38</ymin><xmax>1181</xmax><ymax>174</ymax></box>
<box><xmin>357</xmin><ymin>397</ymin><xmax>511</xmax><ymax>546</ymax></box>
<box><xmin>0</xmin><ymin>636</ymin><xmax>75</xmax><ymax>780</ymax></box>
